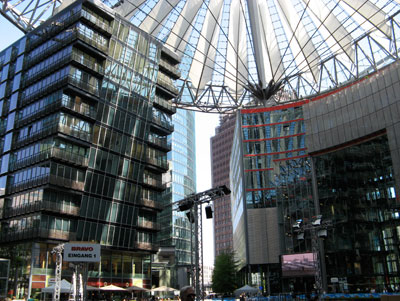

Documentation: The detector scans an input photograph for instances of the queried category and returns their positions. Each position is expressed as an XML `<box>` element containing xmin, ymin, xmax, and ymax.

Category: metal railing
<box><xmin>136</xmin><ymin>220</ymin><xmax>161</xmax><ymax>231</ymax></box>
<box><xmin>136</xmin><ymin>198</ymin><xmax>163</xmax><ymax>210</ymax></box>
<box><xmin>147</xmin><ymin>134</ymin><xmax>171</xmax><ymax>150</ymax></box>
<box><xmin>146</xmin><ymin>157</ymin><xmax>169</xmax><ymax>170</ymax></box>
<box><xmin>16</xmin><ymin>98</ymin><xmax>96</xmax><ymax>128</ymax></box>
<box><xmin>3</xmin><ymin>200</ymin><xmax>79</xmax><ymax>218</ymax></box>
<box><xmin>152</xmin><ymin>115</ymin><xmax>174</xmax><ymax>132</ymax></box>
<box><xmin>14</xmin><ymin>123</ymin><xmax>92</xmax><ymax>148</ymax></box>
<box><xmin>154</xmin><ymin>96</ymin><xmax>176</xmax><ymax>113</ymax></box>
<box><xmin>8</xmin><ymin>174</ymin><xmax>85</xmax><ymax>194</ymax></box>
<box><xmin>11</xmin><ymin>147</ymin><xmax>89</xmax><ymax>171</ymax></box>
<box><xmin>0</xmin><ymin>228</ymin><xmax>76</xmax><ymax>242</ymax></box>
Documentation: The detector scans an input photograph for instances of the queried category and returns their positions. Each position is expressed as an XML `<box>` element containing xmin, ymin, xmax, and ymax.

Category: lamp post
<box><xmin>173</xmin><ymin>185</ymin><xmax>231</xmax><ymax>300</ymax></box>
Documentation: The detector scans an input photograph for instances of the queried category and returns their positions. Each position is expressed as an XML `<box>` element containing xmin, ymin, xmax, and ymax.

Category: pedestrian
<box><xmin>180</xmin><ymin>286</ymin><xmax>195</xmax><ymax>301</ymax></box>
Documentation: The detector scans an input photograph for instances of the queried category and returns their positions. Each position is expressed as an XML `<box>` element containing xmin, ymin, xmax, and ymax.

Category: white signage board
<box><xmin>64</xmin><ymin>243</ymin><xmax>100</xmax><ymax>262</ymax></box>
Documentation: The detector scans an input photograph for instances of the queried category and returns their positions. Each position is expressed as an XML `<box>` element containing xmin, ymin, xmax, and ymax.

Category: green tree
<box><xmin>211</xmin><ymin>252</ymin><xmax>238</xmax><ymax>296</ymax></box>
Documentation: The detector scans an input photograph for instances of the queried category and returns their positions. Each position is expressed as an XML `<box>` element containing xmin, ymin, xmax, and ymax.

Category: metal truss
<box><xmin>175</xmin><ymin>185</ymin><xmax>231</xmax><ymax>300</ymax></box>
<box><xmin>2</xmin><ymin>1</ymin><xmax>400</xmax><ymax>113</ymax></box>
<box><xmin>0</xmin><ymin>0</ymin><xmax>61</xmax><ymax>33</ymax></box>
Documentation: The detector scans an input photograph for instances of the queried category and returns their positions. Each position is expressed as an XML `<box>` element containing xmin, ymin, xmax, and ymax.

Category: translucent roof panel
<box><xmin>3</xmin><ymin>0</ymin><xmax>400</xmax><ymax>111</ymax></box>
<box><xmin>109</xmin><ymin>0</ymin><xmax>400</xmax><ymax>110</ymax></box>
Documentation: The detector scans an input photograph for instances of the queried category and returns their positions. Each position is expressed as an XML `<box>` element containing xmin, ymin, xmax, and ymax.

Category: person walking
<box><xmin>180</xmin><ymin>287</ymin><xmax>195</xmax><ymax>301</ymax></box>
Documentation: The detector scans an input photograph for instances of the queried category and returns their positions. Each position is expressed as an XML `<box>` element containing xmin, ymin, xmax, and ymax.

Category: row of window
<box><xmin>242</xmin><ymin>121</ymin><xmax>305</xmax><ymax>140</ymax></box>
<box><xmin>84</xmin><ymin>170</ymin><xmax>141</xmax><ymax>201</ymax></box>
<box><xmin>99</xmin><ymin>81</ymin><xmax>153</xmax><ymax>116</ymax></box>
<box><xmin>17</xmin><ymin>112</ymin><xmax>91</xmax><ymax>141</ymax></box>
<box><xmin>8</xmin><ymin>213</ymin><xmax>75</xmax><ymax>233</ymax></box>
<box><xmin>24</xmin><ymin>46</ymin><xmax>72</xmax><ymax>84</ymax></box>
<box><xmin>76</xmin><ymin>220</ymin><xmax>156</xmax><ymax>248</ymax></box>
<box><xmin>90</xmin><ymin>147</ymin><xmax>144</xmax><ymax>179</ymax></box>
<box><xmin>80</xmin><ymin>195</ymin><xmax>155</xmax><ymax>226</ymax></box>
<box><xmin>95</xmin><ymin>102</ymin><xmax>149</xmax><ymax>138</ymax></box>
<box><xmin>12</xmin><ymin>137</ymin><xmax>88</xmax><ymax>164</ymax></box>
<box><xmin>9</xmin><ymin>188</ymin><xmax>79</xmax><ymax>209</ymax></box>
<box><xmin>91</xmin><ymin>125</ymin><xmax>146</xmax><ymax>159</ymax></box>
<box><xmin>241</xmin><ymin>107</ymin><xmax>303</xmax><ymax>126</ymax></box>
<box><xmin>244</xmin><ymin>135</ymin><xmax>305</xmax><ymax>155</ymax></box>
<box><xmin>11</xmin><ymin>162</ymin><xmax>85</xmax><ymax>186</ymax></box>
<box><xmin>112</xmin><ymin>19</ymin><xmax>159</xmax><ymax>61</ymax></box>
<box><xmin>108</xmin><ymin>41</ymin><xmax>158</xmax><ymax>82</ymax></box>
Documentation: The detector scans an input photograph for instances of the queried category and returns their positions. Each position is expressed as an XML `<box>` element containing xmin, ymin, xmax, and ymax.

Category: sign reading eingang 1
<box><xmin>64</xmin><ymin>243</ymin><xmax>101</xmax><ymax>262</ymax></box>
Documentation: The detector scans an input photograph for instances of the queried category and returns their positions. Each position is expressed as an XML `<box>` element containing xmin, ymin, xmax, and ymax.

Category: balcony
<box><xmin>147</xmin><ymin>135</ymin><xmax>171</xmax><ymax>151</ymax></box>
<box><xmin>136</xmin><ymin>220</ymin><xmax>161</xmax><ymax>231</ymax></box>
<box><xmin>156</xmin><ymin>76</ymin><xmax>179</xmax><ymax>96</ymax></box>
<box><xmin>27</xmin><ymin>11</ymin><xmax>81</xmax><ymax>51</ymax></box>
<box><xmin>14</xmin><ymin>123</ymin><xmax>92</xmax><ymax>149</ymax></box>
<box><xmin>81</xmin><ymin>9</ymin><xmax>112</xmax><ymax>36</ymax></box>
<box><xmin>151</xmin><ymin>115</ymin><xmax>174</xmax><ymax>133</ymax></box>
<box><xmin>68</xmin><ymin>74</ymin><xmax>100</xmax><ymax>97</ymax></box>
<box><xmin>0</xmin><ymin>227</ymin><xmax>76</xmax><ymax>243</ymax></box>
<box><xmin>8</xmin><ymin>174</ymin><xmax>84</xmax><ymax>194</ymax></box>
<box><xmin>153</xmin><ymin>96</ymin><xmax>176</xmax><ymax>114</ymax></box>
<box><xmin>71</xmin><ymin>52</ymin><xmax>104</xmax><ymax>75</ymax></box>
<box><xmin>159</xmin><ymin>59</ymin><xmax>181</xmax><ymax>80</ymax></box>
<box><xmin>17</xmin><ymin>99</ymin><xmax>96</xmax><ymax>129</ymax></box>
<box><xmin>134</xmin><ymin>241</ymin><xmax>159</xmax><ymax>252</ymax></box>
<box><xmin>76</xmin><ymin>30</ymin><xmax>108</xmax><ymax>54</ymax></box>
<box><xmin>146</xmin><ymin>157</ymin><xmax>169</xmax><ymax>171</ymax></box>
<box><xmin>11</xmin><ymin>147</ymin><xmax>89</xmax><ymax>171</ymax></box>
<box><xmin>136</xmin><ymin>198</ymin><xmax>163</xmax><ymax>211</ymax></box>
<box><xmin>23</xmin><ymin>55</ymin><xmax>71</xmax><ymax>88</ymax></box>
<box><xmin>142</xmin><ymin>177</ymin><xmax>166</xmax><ymax>191</ymax></box>
<box><xmin>3</xmin><ymin>200</ymin><xmax>80</xmax><ymax>218</ymax></box>
<box><xmin>20</xmin><ymin>77</ymin><xmax>69</xmax><ymax>105</ymax></box>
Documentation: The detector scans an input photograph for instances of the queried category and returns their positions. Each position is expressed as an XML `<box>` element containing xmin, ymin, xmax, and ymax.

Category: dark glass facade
<box><xmin>0</xmin><ymin>0</ymin><xmax>177</xmax><ymax>297</ymax></box>
<box><xmin>314</xmin><ymin>133</ymin><xmax>399</xmax><ymax>292</ymax></box>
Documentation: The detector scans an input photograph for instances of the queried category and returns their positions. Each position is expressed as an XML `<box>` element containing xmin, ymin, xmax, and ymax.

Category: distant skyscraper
<box><xmin>157</xmin><ymin>108</ymin><xmax>196</xmax><ymax>289</ymax></box>
<box><xmin>211</xmin><ymin>114</ymin><xmax>236</xmax><ymax>256</ymax></box>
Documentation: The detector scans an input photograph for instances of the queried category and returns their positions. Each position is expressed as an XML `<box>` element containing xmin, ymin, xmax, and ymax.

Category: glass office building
<box><xmin>156</xmin><ymin>108</ymin><xmax>196</xmax><ymax>289</ymax></box>
<box><xmin>0</xmin><ymin>0</ymin><xmax>178</xmax><ymax>296</ymax></box>
<box><xmin>230</xmin><ymin>60</ymin><xmax>400</xmax><ymax>295</ymax></box>
<box><xmin>230</xmin><ymin>102</ymin><xmax>308</xmax><ymax>294</ymax></box>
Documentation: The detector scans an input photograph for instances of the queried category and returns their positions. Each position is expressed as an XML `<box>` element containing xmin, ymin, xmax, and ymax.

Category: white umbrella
<box><xmin>100</xmin><ymin>284</ymin><xmax>127</xmax><ymax>291</ymax></box>
<box><xmin>151</xmin><ymin>286</ymin><xmax>178</xmax><ymax>292</ymax></box>
<box><xmin>126</xmin><ymin>285</ymin><xmax>149</xmax><ymax>292</ymax></box>
<box><xmin>234</xmin><ymin>285</ymin><xmax>260</xmax><ymax>296</ymax></box>
<box><xmin>41</xmin><ymin>279</ymin><xmax>72</xmax><ymax>293</ymax></box>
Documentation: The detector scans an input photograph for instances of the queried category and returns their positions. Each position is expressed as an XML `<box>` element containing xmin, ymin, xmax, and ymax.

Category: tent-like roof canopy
<box><xmin>109</xmin><ymin>0</ymin><xmax>400</xmax><ymax>112</ymax></box>
<box><xmin>2</xmin><ymin>0</ymin><xmax>400</xmax><ymax>112</ymax></box>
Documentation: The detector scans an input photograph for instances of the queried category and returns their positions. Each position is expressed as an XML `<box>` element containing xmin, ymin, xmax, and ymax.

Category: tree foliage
<box><xmin>211</xmin><ymin>252</ymin><xmax>238</xmax><ymax>295</ymax></box>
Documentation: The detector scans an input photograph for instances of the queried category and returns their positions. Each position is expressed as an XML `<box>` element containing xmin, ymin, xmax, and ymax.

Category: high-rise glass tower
<box><xmin>157</xmin><ymin>108</ymin><xmax>196</xmax><ymax>289</ymax></box>
<box><xmin>0</xmin><ymin>0</ymin><xmax>178</xmax><ymax>297</ymax></box>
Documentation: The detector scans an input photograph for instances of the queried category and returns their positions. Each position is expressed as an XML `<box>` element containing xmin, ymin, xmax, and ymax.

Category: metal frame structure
<box><xmin>293</xmin><ymin>217</ymin><xmax>332</xmax><ymax>300</ymax></box>
<box><xmin>51</xmin><ymin>244</ymin><xmax>64</xmax><ymax>301</ymax></box>
<box><xmin>2</xmin><ymin>1</ymin><xmax>400</xmax><ymax>113</ymax></box>
<box><xmin>0</xmin><ymin>0</ymin><xmax>61</xmax><ymax>32</ymax></box>
<box><xmin>175</xmin><ymin>185</ymin><xmax>231</xmax><ymax>300</ymax></box>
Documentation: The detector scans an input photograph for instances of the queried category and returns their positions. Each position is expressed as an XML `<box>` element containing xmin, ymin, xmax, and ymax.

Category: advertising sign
<box><xmin>64</xmin><ymin>243</ymin><xmax>100</xmax><ymax>262</ymax></box>
<box><xmin>281</xmin><ymin>253</ymin><xmax>316</xmax><ymax>277</ymax></box>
